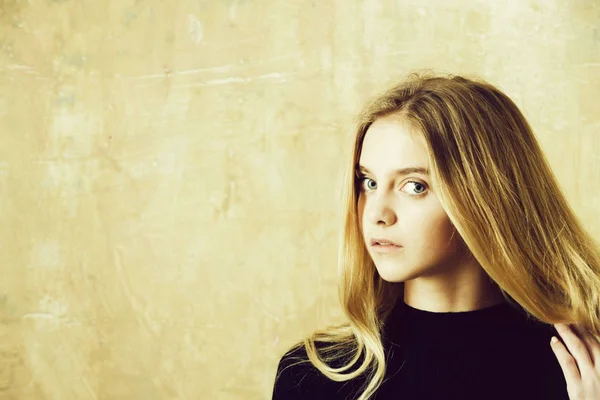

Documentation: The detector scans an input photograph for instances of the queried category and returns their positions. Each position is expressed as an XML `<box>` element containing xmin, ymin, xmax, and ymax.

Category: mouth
<box><xmin>369</xmin><ymin>238</ymin><xmax>403</xmax><ymax>253</ymax></box>
<box><xmin>369</xmin><ymin>238</ymin><xmax>402</xmax><ymax>247</ymax></box>
<box><xmin>370</xmin><ymin>243</ymin><xmax>403</xmax><ymax>254</ymax></box>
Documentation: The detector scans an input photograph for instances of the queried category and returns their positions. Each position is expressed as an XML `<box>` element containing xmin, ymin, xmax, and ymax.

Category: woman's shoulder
<box><xmin>271</xmin><ymin>341</ymin><xmax>364</xmax><ymax>400</ymax></box>
<box><xmin>509</xmin><ymin>309</ymin><xmax>560</xmax><ymax>344</ymax></box>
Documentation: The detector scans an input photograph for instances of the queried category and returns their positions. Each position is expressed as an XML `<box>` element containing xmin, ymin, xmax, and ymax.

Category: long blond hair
<box><xmin>284</xmin><ymin>71</ymin><xmax>600</xmax><ymax>400</ymax></box>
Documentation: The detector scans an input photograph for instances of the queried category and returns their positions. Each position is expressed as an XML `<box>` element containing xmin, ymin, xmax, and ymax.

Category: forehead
<box><xmin>359</xmin><ymin>116</ymin><xmax>428</xmax><ymax>170</ymax></box>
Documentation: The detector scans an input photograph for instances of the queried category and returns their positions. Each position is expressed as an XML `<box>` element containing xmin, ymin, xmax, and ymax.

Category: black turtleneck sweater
<box><xmin>272</xmin><ymin>300</ymin><xmax>569</xmax><ymax>400</ymax></box>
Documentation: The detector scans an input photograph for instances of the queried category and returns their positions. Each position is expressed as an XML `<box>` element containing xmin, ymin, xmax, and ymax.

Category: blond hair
<box><xmin>283</xmin><ymin>71</ymin><xmax>600</xmax><ymax>400</ymax></box>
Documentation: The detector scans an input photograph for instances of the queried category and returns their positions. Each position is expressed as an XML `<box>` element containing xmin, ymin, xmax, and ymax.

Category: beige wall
<box><xmin>1</xmin><ymin>0</ymin><xmax>599</xmax><ymax>399</ymax></box>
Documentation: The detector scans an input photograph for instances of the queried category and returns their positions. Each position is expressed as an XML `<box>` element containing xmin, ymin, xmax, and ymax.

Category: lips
<box><xmin>369</xmin><ymin>238</ymin><xmax>401</xmax><ymax>247</ymax></box>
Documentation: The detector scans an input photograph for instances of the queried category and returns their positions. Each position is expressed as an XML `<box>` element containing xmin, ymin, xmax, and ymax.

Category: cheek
<box><xmin>425</xmin><ymin>216</ymin><xmax>461</xmax><ymax>253</ymax></box>
<box><xmin>408</xmin><ymin>210</ymin><xmax>456</xmax><ymax>249</ymax></box>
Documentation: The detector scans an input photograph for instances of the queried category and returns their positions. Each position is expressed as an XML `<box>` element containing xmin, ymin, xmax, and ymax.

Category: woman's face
<box><xmin>356</xmin><ymin>115</ymin><xmax>469</xmax><ymax>283</ymax></box>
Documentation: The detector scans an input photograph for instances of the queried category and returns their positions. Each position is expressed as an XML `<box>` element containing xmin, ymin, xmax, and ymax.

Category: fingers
<box><xmin>551</xmin><ymin>332</ymin><xmax>582</xmax><ymax>385</ymax></box>
<box><xmin>570</xmin><ymin>324</ymin><xmax>600</xmax><ymax>368</ymax></box>
<box><xmin>554</xmin><ymin>323</ymin><xmax>595</xmax><ymax>378</ymax></box>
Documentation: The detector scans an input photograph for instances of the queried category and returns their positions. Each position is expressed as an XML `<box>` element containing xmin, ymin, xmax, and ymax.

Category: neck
<box><xmin>403</xmin><ymin>261</ymin><xmax>505</xmax><ymax>313</ymax></box>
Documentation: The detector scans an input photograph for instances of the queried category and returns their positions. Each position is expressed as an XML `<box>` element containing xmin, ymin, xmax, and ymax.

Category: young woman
<box><xmin>271</xmin><ymin>72</ymin><xmax>600</xmax><ymax>400</ymax></box>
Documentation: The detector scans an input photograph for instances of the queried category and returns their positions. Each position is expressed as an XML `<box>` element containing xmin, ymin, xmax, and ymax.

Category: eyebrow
<box><xmin>356</xmin><ymin>165</ymin><xmax>430</xmax><ymax>177</ymax></box>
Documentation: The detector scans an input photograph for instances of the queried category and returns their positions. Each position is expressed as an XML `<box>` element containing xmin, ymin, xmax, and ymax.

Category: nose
<box><xmin>366</xmin><ymin>192</ymin><xmax>397</xmax><ymax>226</ymax></box>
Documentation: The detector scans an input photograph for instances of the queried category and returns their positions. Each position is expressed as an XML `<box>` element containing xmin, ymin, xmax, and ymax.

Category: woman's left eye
<box><xmin>404</xmin><ymin>181</ymin><xmax>427</xmax><ymax>196</ymax></box>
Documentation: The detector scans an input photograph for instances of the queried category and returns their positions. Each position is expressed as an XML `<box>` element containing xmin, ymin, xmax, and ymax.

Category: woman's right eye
<box><xmin>358</xmin><ymin>176</ymin><xmax>377</xmax><ymax>191</ymax></box>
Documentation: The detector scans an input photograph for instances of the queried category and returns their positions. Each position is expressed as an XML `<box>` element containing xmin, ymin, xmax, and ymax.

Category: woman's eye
<box><xmin>404</xmin><ymin>181</ymin><xmax>427</xmax><ymax>195</ymax></box>
<box><xmin>365</xmin><ymin>178</ymin><xmax>377</xmax><ymax>190</ymax></box>
<box><xmin>356</xmin><ymin>176</ymin><xmax>377</xmax><ymax>191</ymax></box>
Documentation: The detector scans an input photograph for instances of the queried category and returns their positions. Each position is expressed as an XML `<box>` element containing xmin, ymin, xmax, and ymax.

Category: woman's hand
<box><xmin>551</xmin><ymin>323</ymin><xmax>600</xmax><ymax>399</ymax></box>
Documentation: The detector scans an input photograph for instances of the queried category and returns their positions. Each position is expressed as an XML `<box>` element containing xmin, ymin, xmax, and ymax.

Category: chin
<box><xmin>375</xmin><ymin>265</ymin><xmax>410</xmax><ymax>283</ymax></box>
<box><xmin>377</xmin><ymin>274</ymin><xmax>408</xmax><ymax>283</ymax></box>
<box><xmin>374</xmin><ymin>263</ymin><xmax>414</xmax><ymax>283</ymax></box>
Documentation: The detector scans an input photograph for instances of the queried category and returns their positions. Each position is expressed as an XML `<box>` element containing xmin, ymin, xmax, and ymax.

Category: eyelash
<box><xmin>355</xmin><ymin>174</ymin><xmax>428</xmax><ymax>197</ymax></box>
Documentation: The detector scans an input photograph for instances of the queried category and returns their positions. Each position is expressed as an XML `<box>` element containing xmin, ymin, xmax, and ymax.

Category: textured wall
<box><xmin>1</xmin><ymin>0</ymin><xmax>599</xmax><ymax>399</ymax></box>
